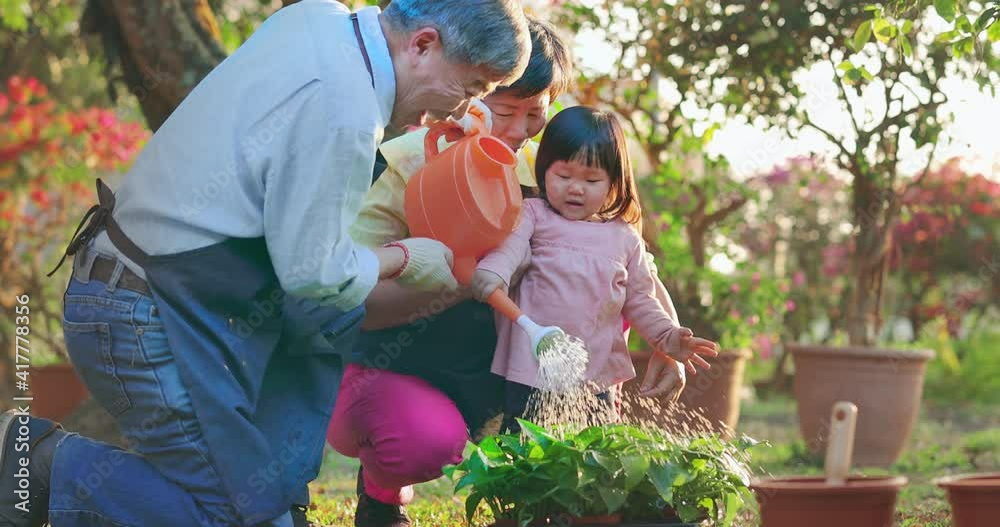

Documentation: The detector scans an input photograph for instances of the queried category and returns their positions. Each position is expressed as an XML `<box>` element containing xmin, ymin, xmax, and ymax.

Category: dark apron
<box><xmin>50</xmin><ymin>14</ymin><xmax>377</xmax><ymax>523</ymax></box>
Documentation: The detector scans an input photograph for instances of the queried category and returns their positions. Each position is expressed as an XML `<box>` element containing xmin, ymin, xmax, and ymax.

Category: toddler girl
<box><xmin>471</xmin><ymin>106</ymin><xmax>718</xmax><ymax>430</ymax></box>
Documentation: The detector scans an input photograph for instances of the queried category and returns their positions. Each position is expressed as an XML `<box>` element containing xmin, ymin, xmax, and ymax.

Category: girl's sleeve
<box><xmin>622</xmin><ymin>237</ymin><xmax>685</xmax><ymax>355</ymax></box>
<box><xmin>477</xmin><ymin>202</ymin><xmax>537</xmax><ymax>285</ymax></box>
<box><xmin>649</xmin><ymin>254</ymin><xmax>681</xmax><ymax>325</ymax></box>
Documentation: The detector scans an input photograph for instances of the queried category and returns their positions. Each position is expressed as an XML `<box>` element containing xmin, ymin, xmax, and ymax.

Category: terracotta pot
<box><xmin>28</xmin><ymin>364</ymin><xmax>90</xmax><ymax>420</ymax></box>
<box><xmin>623</xmin><ymin>349</ymin><xmax>750</xmax><ymax>439</ymax></box>
<box><xmin>751</xmin><ymin>475</ymin><xmax>906</xmax><ymax>527</ymax></box>
<box><xmin>935</xmin><ymin>472</ymin><xmax>1000</xmax><ymax>527</ymax></box>
<box><xmin>788</xmin><ymin>344</ymin><xmax>933</xmax><ymax>467</ymax></box>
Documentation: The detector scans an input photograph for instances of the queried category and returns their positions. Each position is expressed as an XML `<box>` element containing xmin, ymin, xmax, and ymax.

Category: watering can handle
<box><xmin>424</xmin><ymin>120</ymin><xmax>481</xmax><ymax>160</ymax></box>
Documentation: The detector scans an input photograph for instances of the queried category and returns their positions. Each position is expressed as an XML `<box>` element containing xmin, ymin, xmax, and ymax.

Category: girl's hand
<box><xmin>471</xmin><ymin>269</ymin><xmax>507</xmax><ymax>302</ymax></box>
<box><xmin>663</xmin><ymin>327</ymin><xmax>719</xmax><ymax>373</ymax></box>
<box><xmin>639</xmin><ymin>353</ymin><xmax>686</xmax><ymax>402</ymax></box>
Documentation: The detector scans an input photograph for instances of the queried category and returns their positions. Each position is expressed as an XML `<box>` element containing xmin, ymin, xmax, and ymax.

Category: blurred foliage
<box><xmin>890</xmin><ymin>158</ymin><xmax>1000</xmax><ymax>336</ymax></box>
<box><xmin>0</xmin><ymin>76</ymin><xmax>147</xmax><ymax>379</ymax></box>
<box><xmin>638</xmin><ymin>129</ymin><xmax>790</xmax><ymax>354</ymax></box>
<box><xmin>913</xmin><ymin>317</ymin><xmax>1000</xmax><ymax>405</ymax></box>
<box><xmin>558</xmin><ymin>0</ymin><xmax>995</xmax><ymax>346</ymax></box>
<box><xmin>738</xmin><ymin>157</ymin><xmax>852</xmax><ymax>345</ymax></box>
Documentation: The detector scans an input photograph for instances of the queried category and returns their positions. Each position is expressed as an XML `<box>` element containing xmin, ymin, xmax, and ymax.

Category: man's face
<box><xmin>392</xmin><ymin>28</ymin><xmax>505</xmax><ymax>129</ymax></box>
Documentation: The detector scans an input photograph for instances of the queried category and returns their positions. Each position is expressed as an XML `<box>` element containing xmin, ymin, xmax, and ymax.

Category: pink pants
<box><xmin>327</xmin><ymin>364</ymin><xmax>468</xmax><ymax>505</ymax></box>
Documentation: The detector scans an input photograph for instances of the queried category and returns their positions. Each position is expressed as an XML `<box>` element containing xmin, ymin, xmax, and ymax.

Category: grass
<box><xmin>308</xmin><ymin>397</ymin><xmax>1000</xmax><ymax>527</ymax></box>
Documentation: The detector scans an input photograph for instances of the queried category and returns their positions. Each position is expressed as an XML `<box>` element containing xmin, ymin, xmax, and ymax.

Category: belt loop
<box><xmin>73</xmin><ymin>244</ymin><xmax>98</xmax><ymax>284</ymax></box>
<box><xmin>105</xmin><ymin>260</ymin><xmax>126</xmax><ymax>293</ymax></box>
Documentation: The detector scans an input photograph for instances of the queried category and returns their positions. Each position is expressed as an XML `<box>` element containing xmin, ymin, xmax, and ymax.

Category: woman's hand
<box><xmin>664</xmin><ymin>327</ymin><xmax>719</xmax><ymax>374</ymax></box>
<box><xmin>470</xmin><ymin>269</ymin><xmax>507</xmax><ymax>302</ymax></box>
<box><xmin>639</xmin><ymin>353</ymin><xmax>686</xmax><ymax>403</ymax></box>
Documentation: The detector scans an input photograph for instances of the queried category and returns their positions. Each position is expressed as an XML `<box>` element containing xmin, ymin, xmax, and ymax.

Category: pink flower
<box><xmin>751</xmin><ymin>272</ymin><xmax>761</xmax><ymax>285</ymax></box>
<box><xmin>730</xmin><ymin>283</ymin><xmax>741</xmax><ymax>293</ymax></box>
<box><xmin>754</xmin><ymin>334</ymin><xmax>774</xmax><ymax>359</ymax></box>
<box><xmin>747</xmin><ymin>314</ymin><xmax>760</xmax><ymax>326</ymax></box>
<box><xmin>779</xmin><ymin>282</ymin><xmax>790</xmax><ymax>293</ymax></box>
<box><xmin>729</xmin><ymin>310</ymin><xmax>742</xmax><ymax>319</ymax></box>
<box><xmin>785</xmin><ymin>300</ymin><xmax>796</xmax><ymax>312</ymax></box>
<box><xmin>793</xmin><ymin>271</ymin><xmax>806</xmax><ymax>287</ymax></box>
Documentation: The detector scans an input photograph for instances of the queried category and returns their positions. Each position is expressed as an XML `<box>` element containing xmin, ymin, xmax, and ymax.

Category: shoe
<box><xmin>0</xmin><ymin>410</ymin><xmax>65</xmax><ymax>527</ymax></box>
<box><xmin>354</xmin><ymin>467</ymin><xmax>411</xmax><ymax>527</ymax></box>
<box><xmin>290</xmin><ymin>503</ymin><xmax>316</xmax><ymax>527</ymax></box>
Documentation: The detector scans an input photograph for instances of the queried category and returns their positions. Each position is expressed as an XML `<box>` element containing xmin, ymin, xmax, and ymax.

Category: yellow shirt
<box><xmin>351</xmin><ymin>128</ymin><xmax>538</xmax><ymax>247</ymax></box>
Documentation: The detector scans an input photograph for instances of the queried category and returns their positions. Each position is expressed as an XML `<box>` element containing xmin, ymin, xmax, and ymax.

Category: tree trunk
<box><xmin>82</xmin><ymin>0</ymin><xmax>227</xmax><ymax>131</ymax></box>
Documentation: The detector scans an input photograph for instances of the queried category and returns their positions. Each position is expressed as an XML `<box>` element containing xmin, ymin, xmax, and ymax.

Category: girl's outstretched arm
<box><xmin>622</xmin><ymin>237</ymin><xmax>718</xmax><ymax>371</ymax></box>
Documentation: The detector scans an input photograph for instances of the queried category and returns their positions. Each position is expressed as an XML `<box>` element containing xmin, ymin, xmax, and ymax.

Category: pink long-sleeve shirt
<box><xmin>478</xmin><ymin>198</ymin><xmax>685</xmax><ymax>390</ymax></box>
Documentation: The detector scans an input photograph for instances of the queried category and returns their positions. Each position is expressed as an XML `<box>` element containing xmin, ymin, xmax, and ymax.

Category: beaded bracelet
<box><xmin>383</xmin><ymin>241</ymin><xmax>409</xmax><ymax>280</ymax></box>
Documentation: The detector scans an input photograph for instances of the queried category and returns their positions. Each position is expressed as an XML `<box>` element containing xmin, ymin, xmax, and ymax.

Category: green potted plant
<box><xmin>444</xmin><ymin>420</ymin><xmax>755</xmax><ymax>527</ymax></box>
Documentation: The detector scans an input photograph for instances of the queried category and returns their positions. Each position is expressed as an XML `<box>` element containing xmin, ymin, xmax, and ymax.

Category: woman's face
<box><xmin>483</xmin><ymin>91</ymin><xmax>550</xmax><ymax>152</ymax></box>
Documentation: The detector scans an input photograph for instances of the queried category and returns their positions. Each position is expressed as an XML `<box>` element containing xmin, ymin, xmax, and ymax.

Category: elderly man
<box><xmin>0</xmin><ymin>1</ymin><xmax>529</xmax><ymax>526</ymax></box>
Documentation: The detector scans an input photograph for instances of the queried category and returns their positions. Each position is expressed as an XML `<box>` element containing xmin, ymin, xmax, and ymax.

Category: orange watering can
<box><xmin>404</xmin><ymin>121</ymin><xmax>565</xmax><ymax>355</ymax></box>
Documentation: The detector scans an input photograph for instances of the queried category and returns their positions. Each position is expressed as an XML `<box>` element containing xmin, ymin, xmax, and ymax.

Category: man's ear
<box><xmin>407</xmin><ymin>27</ymin><xmax>441</xmax><ymax>57</ymax></box>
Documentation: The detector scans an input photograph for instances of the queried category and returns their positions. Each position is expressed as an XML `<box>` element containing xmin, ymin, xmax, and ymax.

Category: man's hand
<box><xmin>394</xmin><ymin>238</ymin><xmax>459</xmax><ymax>292</ymax></box>
<box><xmin>639</xmin><ymin>353</ymin><xmax>686</xmax><ymax>403</ymax></box>
<box><xmin>471</xmin><ymin>269</ymin><xmax>507</xmax><ymax>302</ymax></box>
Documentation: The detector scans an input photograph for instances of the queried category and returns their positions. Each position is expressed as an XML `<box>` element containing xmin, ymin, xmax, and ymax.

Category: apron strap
<box><xmin>351</xmin><ymin>13</ymin><xmax>375</xmax><ymax>89</ymax></box>
<box><xmin>47</xmin><ymin>178</ymin><xmax>149</xmax><ymax>276</ymax></box>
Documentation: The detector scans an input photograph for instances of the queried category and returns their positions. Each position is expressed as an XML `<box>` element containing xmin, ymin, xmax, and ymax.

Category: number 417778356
<box><xmin>14</xmin><ymin>294</ymin><xmax>31</xmax><ymax>389</ymax></box>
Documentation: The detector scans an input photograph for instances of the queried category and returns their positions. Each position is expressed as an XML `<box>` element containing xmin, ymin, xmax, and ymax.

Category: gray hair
<box><xmin>382</xmin><ymin>0</ymin><xmax>530</xmax><ymax>83</ymax></box>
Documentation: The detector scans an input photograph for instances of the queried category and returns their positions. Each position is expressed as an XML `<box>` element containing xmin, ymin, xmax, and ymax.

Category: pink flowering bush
<box><xmin>1</xmin><ymin>75</ymin><xmax>147</xmax><ymax>362</ymax></box>
<box><xmin>641</xmin><ymin>151</ymin><xmax>791</xmax><ymax>356</ymax></box>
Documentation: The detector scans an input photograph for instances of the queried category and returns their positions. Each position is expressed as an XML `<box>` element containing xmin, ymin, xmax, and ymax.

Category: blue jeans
<box><xmin>48</xmin><ymin>251</ymin><xmax>294</xmax><ymax>527</ymax></box>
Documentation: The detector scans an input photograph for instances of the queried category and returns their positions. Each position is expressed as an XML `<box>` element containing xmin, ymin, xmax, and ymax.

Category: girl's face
<box><xmin>544</xmin><ymin>160</ymin><xmax>612</xmax><ymax>221</ymax></box>
<box><xmin>483</xmin><ymin>92</ymin><xmax>550</xmax><ymax>152</ymax></box>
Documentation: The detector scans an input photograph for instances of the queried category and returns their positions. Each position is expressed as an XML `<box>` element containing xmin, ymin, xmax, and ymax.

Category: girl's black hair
<box><xmin>534</xmin><ymin>106</ymin><xmax>641</xmax><ymax>225</ymax></box>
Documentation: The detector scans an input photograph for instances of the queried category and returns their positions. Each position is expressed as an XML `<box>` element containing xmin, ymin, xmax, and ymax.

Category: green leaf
<box><xmin>721</xmin><ymin>491</ymin><xmax>744</xmax><ymax>527</ymax></box>
<box><xmin>874</xmin><ymin>18</ymin><xmax>896</xmax><ymax>42</ymax></box>
<box><xmin>591</xmin><ymin>452</ymin><xmax>621</xmax><ymax>473</ymax></box>
<box><xmin>465</xmin><ymin>492</ymin><xmax>484</xmax><ymax>522</ymax></box>
<box><xmin>852</xmin><ymin>20</ymin><xmax>873</xmax><ymax>51</ymax></box>
<box><xmin>648</xmin><ymin>463</ymin><xmax>687</xmax><ymax>501</ymax></box>
<box><xmin>597</xmin><ymin>485</ymin><xmax>628</xmax><ymax>513</ymax></box>
<box><xmin>621</xmin><ymin>455</ymin><xmax>651</xmax><ymax>490</ymax></box>
<box><xmin>977</xmin><ymin>8</ymin><xmax>999</xmax><ymax>32</ymax></box>
<box><xmin>936</xmin><ymin>29</ymin><xmax>960</xmax><ymax>42</ymax></box>
<box><xmin>858</xmin><ymin>66</ymin><xmax>875</xmax><ymax>81</ymax></box>
<box><xmin>935</xmin><ymin>0</ymin><xmax>957</xmax><ymax>21</ymax></box>
<box><xmin>837</xmin><ymin>60</ymin><xmax>854</xmax><ymax>71</ymax></box>
<box><xmin>0</xmin><ymin>0</ymin><xmax>28</xmax><ymax>31</ymax></box>
<box><xmin>844</xmin><ymin>68</ymin><xmax>863</xmax><ymax>83</ymax></box>
<box><xmin>899</xmin><ymin>34</ymin><xmax>913</xmax><ymax>57</ymax></box>
<box><xmin>989</xmin><ymin>17</ymin><xmax>1000</xmax><ymax>41</ymax></box>
<box><xmin>518</xmin><ymin>419</ymin><xmax>556</xmax><ymax>447</ymax></box>
<box><xmin>956</xmin><ymin>14</ymin><xmax>974</xmax><ymax>33</ymax></box>
<box><xmin>901</xmin><ymin>19</ymin><xmax>914</xmax><ymax>34</ymax></box>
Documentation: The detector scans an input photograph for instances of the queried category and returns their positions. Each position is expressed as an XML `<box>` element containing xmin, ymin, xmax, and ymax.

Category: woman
<box><xmin>326</xmin><ymin>18</ymin><xmax>687</xmax><ymax>527</ymax></box>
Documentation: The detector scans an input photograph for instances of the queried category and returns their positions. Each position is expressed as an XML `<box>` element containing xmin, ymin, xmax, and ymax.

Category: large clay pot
<box><xmin>624</xmin><ymin>349</ymin><xmax>751</xmax><ymax>439</ymax></box>
<box><xmin>788</xmin><ymin>344</ymin><xmax>933</xmax><ymax>467</ymax></box>
<box><xmin>28</xmin><ymin>364</ymin><xmax>90</xmax><ymax>420</ymax></box>
<box><xmin>751</xmin><ymin>475</ymin><xmax>906</xmax><ymax>527</ymax></box>
<box><xmin>935</xmin><ymin>472</ymin><xmax>1000</xmax><ymax>527</ymax></box>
